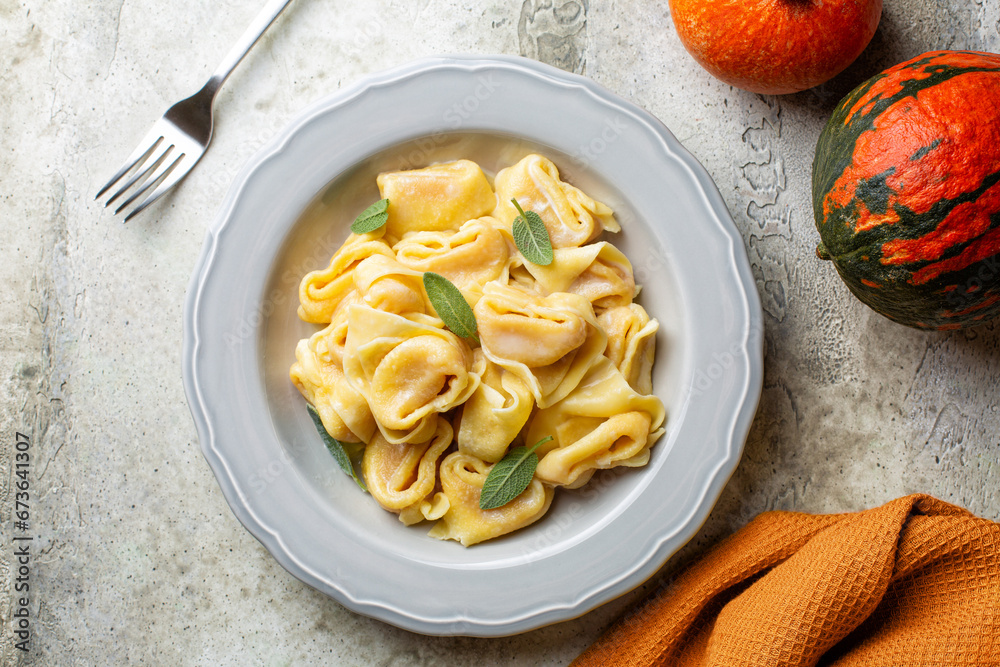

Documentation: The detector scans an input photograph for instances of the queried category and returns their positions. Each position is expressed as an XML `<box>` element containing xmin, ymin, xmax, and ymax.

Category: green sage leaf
<box><xmin>307</xmin><ymin>403</ymin><xmax>368</xmax><ymax>492</ymax></box>
<box><xmin>350</xmin><ymin>198</ymin><xmax>390</xmax><ymax>234</ymax></box>
<box><xmin>511</xmin><ymin>199</ymin><xmax>554</xmax><ymax>266</ymax></box>
<box><xmin>423</xmin><ymin>271</ymin><xmax>478</xmax><ymax>341</ymax></box>
<box><xmin>479</xmin><ymin>436</ymin><xmax>553</xmax><ymax>510</ymax></box>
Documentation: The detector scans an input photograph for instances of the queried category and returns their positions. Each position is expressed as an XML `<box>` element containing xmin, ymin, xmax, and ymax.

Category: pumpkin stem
<box><xmin>816</xmin><ymin>243</ymin><xmax>832</xmax><ymax>260</ymax></box>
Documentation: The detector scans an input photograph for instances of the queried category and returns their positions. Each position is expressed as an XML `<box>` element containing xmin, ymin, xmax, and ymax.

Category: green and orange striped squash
<box><xmin>812</xmin><ymin>50</ymin><xmax>1000</xmax><ymax>330</ymax></box>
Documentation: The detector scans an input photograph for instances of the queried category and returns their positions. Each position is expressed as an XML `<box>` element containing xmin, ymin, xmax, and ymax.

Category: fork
<box><xmin>96</xmin><ymin>0</ymin><xmax>296</xmax><ymax>221</ymax></box>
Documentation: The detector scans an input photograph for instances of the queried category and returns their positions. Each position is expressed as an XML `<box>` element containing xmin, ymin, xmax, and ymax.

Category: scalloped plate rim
<box><xmin>182</xmin><ymin>54</ymin><xmax>763</xmax><ymax>636</ymax></box>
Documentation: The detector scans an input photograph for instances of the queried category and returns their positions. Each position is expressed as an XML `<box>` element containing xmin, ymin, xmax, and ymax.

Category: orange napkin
<box><xmin>573</xmin><ymin>494</ymin><xmax>1000</xmax><ymax>666</ymax></box>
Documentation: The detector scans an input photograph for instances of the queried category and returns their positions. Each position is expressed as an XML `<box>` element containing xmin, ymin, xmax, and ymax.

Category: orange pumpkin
<box><xmin>668</xmin><ymin>0</ymin><xmax>882</xmax><ymax>95</ymax></box>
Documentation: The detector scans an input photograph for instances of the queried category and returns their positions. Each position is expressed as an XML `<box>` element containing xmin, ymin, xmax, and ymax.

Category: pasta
<box><xmin>377</xmin><ymin>159</ymin><xmax>495</xmax><ymax>241</ymax></box>
<box><xmin>364</xmin><ymin>417</ymin><xmax>453</xmax><ymax>523</ymax></box>
<box><xmin>428</xmin><ymin>452</ymin><xmax>553</xmax><ymax>547</ymax></box>
<box><xmin>526</xmin><ymin>357</ymin><xmax>666</xmax><ymax>488</ymax></box>
<box><xmin>456</xmin><ymin>350</ymin><xmax>534</xmax><ymax>462</ymax></box>
<box><xmin>291</xmin><ymin>155</ymin><xmax>665</xmax><ymax>546</ymax></box>
<box><xmin>297</xmin><ymin>232</ymin><xmax>394</xmax><ymax>323</ymax></box>
<box><xmin>493</xmin><ymin>154</ymin><xmax>620</xmax><ymax>247</ymax></box>
<box><xmin>597</xmin><ymin>303</ymin><xmax>658</xmax><ymax>395</ymax></box>
<box><xmin>290</xmin><ymin>318</ymin><xmax>376</xmax><ymax>443</ymax></box>
<box><xmin>393</xmin><ymin>217</ymin><xmax>510</xmax><ymax>306</ymax></box>
<box><xmin>517</xmin><ymin>241</ymin><xmax>636</xmax><ymax>311</ymax></box>
<box><xmin>342</xmin><ymin>305</ymin><xmax>478</xmax><ymax>444</ymax></box>
<box><xmin>474</xmin><ymin>282</ymin><xmax>608</xmax><ymax>409</ymax></box>
<box><xmin>351</xmin><ymin>254</ymin><xmax>428</xmax><ymax>315</ymax></box>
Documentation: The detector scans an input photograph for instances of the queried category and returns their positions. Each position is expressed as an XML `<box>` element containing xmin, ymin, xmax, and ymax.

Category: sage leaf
<box><xmin>511</xmin><ymin>199</ymin><xmax>554</xmax><ymax>266</ymax></box>
<box><xmin>350</xmin><ymin>198</ymin><xmax>390</xmax><ymax>234</ymax></box>
<box><xmin>307</xmin><ymin>403</ymin><xmax>368</xmax><ymax>492</ymax></box>
<box><xmin>479</xmin><ymin>436</ymin><xmax>553</xmax><ymax>510</ymax></box>
<box><xmin>423</xmin><ymin>271</ymin><xmax>478</xmax><ymax>341</ymax></box>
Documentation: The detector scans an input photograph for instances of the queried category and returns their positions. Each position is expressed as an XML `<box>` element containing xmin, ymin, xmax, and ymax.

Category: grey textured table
<box><xmin>2</xmin><ymin>1</ymin><xmax>998</xmax><ymax>664</ymax></box>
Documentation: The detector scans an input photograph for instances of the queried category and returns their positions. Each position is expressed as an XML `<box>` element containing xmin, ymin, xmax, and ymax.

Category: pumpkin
<box><xmin>668</xmin><ymin>0</ymin><xmax>882</xmax><ymax>95</ymax></box>
<box><xmin>813</xmin><ymin>50</ymin><xmax>1000</xmax><ymax>330</ymax></box>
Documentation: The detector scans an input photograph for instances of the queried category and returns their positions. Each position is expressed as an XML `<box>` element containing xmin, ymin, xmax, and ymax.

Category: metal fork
<box><xmin>96</xmin><ymin>0</ymin><xmax>296</xmax><ymax>221</ymax></box>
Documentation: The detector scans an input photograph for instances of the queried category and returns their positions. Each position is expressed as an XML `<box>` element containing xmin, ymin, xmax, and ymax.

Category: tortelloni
<box><xmin>520</xmin><ymin>242</ymin><xmax>636</xmax><ymax>311</ymax></box>
<box><xmin>290</xmin><ymin>153</ymin><xmax>666</xmax><ymax>547</ymax></box>
<box><xmin>298</xmin><ymin>231</ymin><xmax>394</xmax><ymax>324</ymax></box>
<box><xmin>493</xmin><ymin>154</ymin><xmax>620</xmax><ymax>248</ymax></box>
<box><xmin>377</xmin><ymin>160</ymin><xmax>495</xmax><ymax>242</ymax></box>
<box><xmin>351</xmin><ymin>254</ymin><xmax>428</xmax><ymax>315</ymax></box>
<box><xmin>364</xmin><ymin>417</ymin><xmax>453</xmax><ymax>524</ymax></box>
<box><xmin>343</xmin><ymin>305</ymin><xmax>478</xmax><ymax>445</ymax></box>
<box><xmin>290</xmin><ymin>318</ymin><xmax>376</xmax><ymax>443</ymax></box>
<box><xmin>474</xmin><ymin>282</ymin><xmax>607</xmax><ymax>409</ymax></box>
<box><xmin>456</xmin><ymin>350</ymin><xmax>534</xmax><ymax>462</ymax></box>
<box><xmin>527</xmin><ymin>357</ymin><xmax>666</xmax><ymax>488</ymax></box>
<box><xmin>598</xmin><ymin>303</ymin><xmax>658</xmax><ymax>395</ymax></box>
<box><xmin>428</xmin><ymin>452</ymin><xmax>554</xmax><ymax>547</ymax></box>
<box><xmin>393</xmin><ymin>217</ymin><xmax>510</xmax><ymax>306</ymax></box>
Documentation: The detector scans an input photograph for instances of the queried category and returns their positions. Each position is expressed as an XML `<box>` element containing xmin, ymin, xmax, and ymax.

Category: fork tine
<box><xmin>105</xmin><ymin>143</ymin><xmax>174</xmax><ymax>208</ymax></box>
<box><xmin>115</xmin><ymin>151</ymin><xmax>186</xmax><ymax>219</ymax></box>
<box><xmin>123</xmin><ymin>153</ymin><xmax>199</xmax><ymax>222</ymax></box>
<box><xmin>95</xmin><ymin>131</ymin><xmax>165</xmax><ymax>201</ymax></box>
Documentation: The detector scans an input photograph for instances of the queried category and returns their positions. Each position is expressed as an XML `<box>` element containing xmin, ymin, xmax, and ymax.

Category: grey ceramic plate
<box><xmin>183</xmin><ymin>55</ymin><xmax>763</xmax><ymax>636</ymax></box>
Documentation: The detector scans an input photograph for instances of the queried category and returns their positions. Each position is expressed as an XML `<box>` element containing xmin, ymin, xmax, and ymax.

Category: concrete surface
<box><xmin>2</xmin><ymin>0</ymin><xmax>999</xmax><ymax>664</ymax></box>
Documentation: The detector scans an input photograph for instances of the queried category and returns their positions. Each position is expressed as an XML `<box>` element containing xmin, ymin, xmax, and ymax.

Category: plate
<box><xmin>183</xmin><ymin>55</ymin><xmax>763</xmax><ymax>636</ymax></box>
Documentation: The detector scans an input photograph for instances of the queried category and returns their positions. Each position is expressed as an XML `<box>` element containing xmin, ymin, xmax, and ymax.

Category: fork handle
<box><xmin>204</xmin><ymin>0</ymin><xmax>296</xmax><ymax>98</ymax></box>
